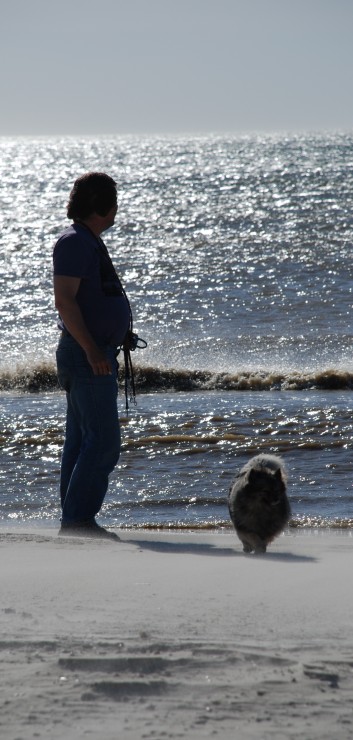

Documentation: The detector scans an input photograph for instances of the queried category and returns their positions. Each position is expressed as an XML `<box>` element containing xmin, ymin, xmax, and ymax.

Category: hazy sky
<box><xmin>1</xmin><ymin>0</ymin><xmax>352</xmax><ymax>136</ymax></box>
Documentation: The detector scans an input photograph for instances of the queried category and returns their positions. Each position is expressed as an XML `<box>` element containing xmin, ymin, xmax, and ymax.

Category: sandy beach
<box><xmin>1</xmin><ymin>527</ymin><xmax>353</xmax><ymax>740</ymax></box>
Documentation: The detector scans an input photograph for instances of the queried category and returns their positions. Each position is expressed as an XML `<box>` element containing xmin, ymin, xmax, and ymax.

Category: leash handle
<box><xmin>123</xmin><ymin>347</ymin><xmax>137</xmax><ymax>414</ymax></box>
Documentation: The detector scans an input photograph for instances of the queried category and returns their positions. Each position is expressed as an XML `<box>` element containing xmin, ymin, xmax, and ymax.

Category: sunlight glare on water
<box><xmin>1</xmin><ymin>134</ymin><xmax>353</xmax><ymax>528</ymax></box>
<box><xmin>0</xmin><ymin>133</ymin><xmax>353</xmax><ymax>376</ymax></box>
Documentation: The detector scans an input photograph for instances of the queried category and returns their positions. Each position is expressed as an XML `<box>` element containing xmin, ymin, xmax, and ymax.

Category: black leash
<box><xmin>94</xmin><ymin>233</ymin><xmax>147</xmax><ymax>413</ymax></box>
<box><xmin>122</xmin><ymin>333</ymin><xmax>147</xmax><ymax>413</ymax></box>
<box><xmin>73</xmin><ymin>222</ymin><xmax>147</xmax><ymax>412</ymax></box>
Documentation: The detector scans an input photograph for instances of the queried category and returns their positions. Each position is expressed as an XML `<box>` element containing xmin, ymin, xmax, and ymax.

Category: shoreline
<box><xmin>1</xmin><ymin>528</ymin><xmax>353</xmax><ymax>738</ymax></box>
<box><xmin>1</xmin><ymin>521</ymin><xmax>353</xmax><ymax>533</ymax></box>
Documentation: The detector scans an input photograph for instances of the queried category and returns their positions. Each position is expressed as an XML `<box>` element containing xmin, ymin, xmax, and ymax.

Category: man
<box><xmin>53</xmin><ymin>172</ymin><xmax>130</xmax><ymax>538</ymax></box>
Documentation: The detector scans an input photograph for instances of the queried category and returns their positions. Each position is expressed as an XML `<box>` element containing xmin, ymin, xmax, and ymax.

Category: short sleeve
<box><xmin>53</xmin><ymin>232</ymin><xmax>95</xmax><ymax>278</ymax></box>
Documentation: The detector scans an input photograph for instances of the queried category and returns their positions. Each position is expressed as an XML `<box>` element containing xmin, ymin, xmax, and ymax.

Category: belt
<box><xmin>61</xmin><ymin>330</ymin><xmax>118</xmax><ymax>350</ymax></box>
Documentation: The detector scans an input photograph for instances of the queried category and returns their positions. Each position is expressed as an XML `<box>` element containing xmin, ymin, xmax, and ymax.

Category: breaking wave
<box><xmin>1</xmin><ymin>363</ymin><xmax>353</xmax><ymax>393</ymax></box>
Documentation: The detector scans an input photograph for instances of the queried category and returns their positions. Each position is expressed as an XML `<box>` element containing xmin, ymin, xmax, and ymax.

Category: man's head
<box><xmin>67</xmin><ymin>172</ymin><xmax>117</xmax><ymax>220</ymax></box>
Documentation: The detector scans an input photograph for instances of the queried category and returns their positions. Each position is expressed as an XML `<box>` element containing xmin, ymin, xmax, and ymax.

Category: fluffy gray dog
<box><xmin>228</xmin><ymin>454</ymin><xmax>291</xmax><ymax>554</ymax></box>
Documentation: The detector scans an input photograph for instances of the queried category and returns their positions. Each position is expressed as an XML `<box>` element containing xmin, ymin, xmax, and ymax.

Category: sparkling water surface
<box><xmin>0</xmin><ymin>133</ymin><xmax>353</xmax><ymax>527</ymax></box>
<box><xmin>1</xmin><ymin>390</ymin><xmax>353</xmax><ymax>529</ymax></box>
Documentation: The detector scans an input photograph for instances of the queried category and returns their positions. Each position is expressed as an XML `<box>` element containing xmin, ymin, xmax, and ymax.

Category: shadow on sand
<box><xmin>126</xmin><ymin>538</ymin><xmax>317</xmax><ymax>562</ymax></box>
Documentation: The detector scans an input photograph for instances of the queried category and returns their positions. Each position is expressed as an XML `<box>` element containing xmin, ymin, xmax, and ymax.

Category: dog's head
<box><xmin>247</xmin><ymin>467</ymin><xmax>285</xmax><ymax>506</ymax></box>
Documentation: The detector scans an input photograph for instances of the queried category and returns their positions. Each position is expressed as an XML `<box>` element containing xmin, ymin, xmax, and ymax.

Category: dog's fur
<box><xmin>228</xmin><ymin>454</ymin><xmax>290</xmax><ymax>554</ymax></box>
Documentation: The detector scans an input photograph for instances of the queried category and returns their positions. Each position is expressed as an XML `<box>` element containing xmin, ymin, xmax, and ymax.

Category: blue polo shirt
<box><xmin>53</xmin><ymin>223</ymin><xmax>130</xmax><ymax>347</ymax></box>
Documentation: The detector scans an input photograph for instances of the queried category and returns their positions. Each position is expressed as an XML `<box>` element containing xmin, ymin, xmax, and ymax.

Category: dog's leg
<box><xmin>236</xmin><ymin>530</ymin><xmax>255</xmax><ymax>553</ymax></box>
<box><xmin>237</xmin><ymin>530</ymin><xmax>267</xmax><ymax>554</ymax></box>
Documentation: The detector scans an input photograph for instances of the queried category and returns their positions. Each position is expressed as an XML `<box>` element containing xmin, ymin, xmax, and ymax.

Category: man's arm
<box><xmin>54</xmin><ymin>275</ymin><xmax>112</xmax><ymax>375</ymax></box>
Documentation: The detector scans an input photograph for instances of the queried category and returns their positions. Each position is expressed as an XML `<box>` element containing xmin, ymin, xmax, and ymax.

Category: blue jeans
<box><xmin>56</xmin><ymin>335</ymin><xmax>121</xmax><ymax>524</ymax></box>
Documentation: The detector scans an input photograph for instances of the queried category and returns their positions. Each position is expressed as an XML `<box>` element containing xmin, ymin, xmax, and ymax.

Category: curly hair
<box><xmin>67</xmin><ymin>172</ymin><xmax>117</xmax><ymax>220</ymax></box>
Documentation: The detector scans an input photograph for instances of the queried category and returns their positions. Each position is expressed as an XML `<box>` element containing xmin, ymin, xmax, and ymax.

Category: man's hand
<box><xmin>85</xmin><ymin>347</ymin><xmax>113</xmax><ymax>376</ymax></box>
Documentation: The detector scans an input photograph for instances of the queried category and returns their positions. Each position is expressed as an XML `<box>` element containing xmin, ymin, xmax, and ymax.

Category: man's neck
<box><xmin>75</xmin><ymin>217</ymin><xmax>103</xmax><ymax>237</ymax></box>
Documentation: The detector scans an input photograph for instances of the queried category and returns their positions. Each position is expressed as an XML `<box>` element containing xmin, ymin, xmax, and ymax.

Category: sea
<box><xmin>1</xmin><ymin>132</ymin><xmax>353</xmax><ymax>531</ymax></box>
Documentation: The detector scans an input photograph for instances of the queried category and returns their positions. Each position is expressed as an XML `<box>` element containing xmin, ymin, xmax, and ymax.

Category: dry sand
<box><xmin>1</xmin><ymin>527</ymin><xmax>353</xmax><ymax>739</ymax></box>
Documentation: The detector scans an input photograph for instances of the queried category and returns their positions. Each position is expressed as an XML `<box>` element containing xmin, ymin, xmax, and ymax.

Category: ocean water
<box><xmin>0</xmin><ymin>133</ymin><xmax>353</xmax><ymax>530</ymax></box>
